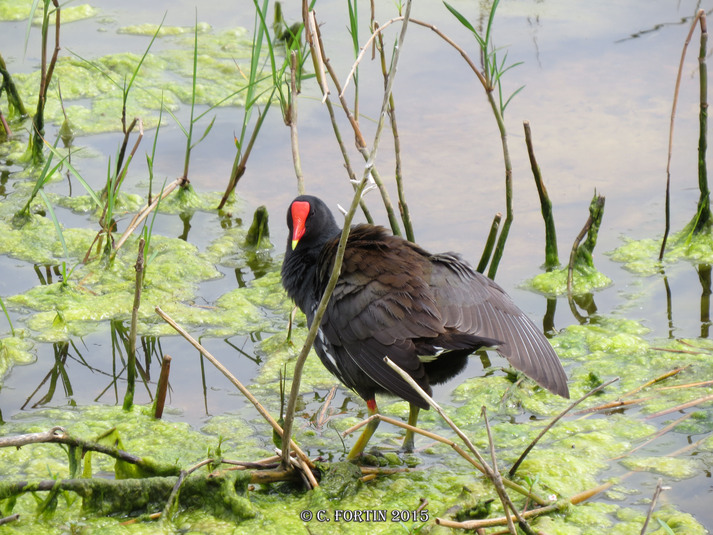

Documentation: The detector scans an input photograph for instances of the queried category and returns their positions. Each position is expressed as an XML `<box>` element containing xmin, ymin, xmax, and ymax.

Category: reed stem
<box><xmin>123</xmin><ymin>238</ymin><xmax>145</xmax><ymax>411</ymax></box>
<box><xmin>524</xmin><ymin>121</ymin><xmax>559</xmax><ymax>269</ymax></box>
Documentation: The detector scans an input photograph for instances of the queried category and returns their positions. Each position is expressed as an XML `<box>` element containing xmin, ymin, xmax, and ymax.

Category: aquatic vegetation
<box><xmin>527</xmin><ymin>265</ymin><xmax>612</xmax><ymax>296</ymax></box>
<box><xmin>612</xmin><ymin>227</ymin><xmax>713</xmax><ymax>275</ymax></box>
<box><xmin>0</xmin><ymin>1</ymin><xmax>97</xmax><ymax>23</ymax></box>
<box><xmin>0</xmin><ymin>1</ymin><xmax>712</xmax><ymax>533</ymax></box>
<box><xmin>7</xmin><ymin>27</ymin><xmax>263</xmax><ymax>135</ymax></box>
<box><xmin>1</xmin><ymin>315</ymin><xmax>711</xmax><ymax>533</ymax></box>
<box><xmin>0</xmin><ymin>334</ymin><xmax>34</xmax><ymax>380</ymax></box>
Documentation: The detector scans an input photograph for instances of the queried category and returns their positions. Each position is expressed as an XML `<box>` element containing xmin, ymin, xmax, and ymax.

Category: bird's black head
<box><xmin>285</xmin><ymin>195</ymin><xmax>341</xmax><ymax>254</ymax></box>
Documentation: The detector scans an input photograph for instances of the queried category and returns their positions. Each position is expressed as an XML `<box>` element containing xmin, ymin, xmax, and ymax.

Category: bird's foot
<box><xmin>349</xmin><ymin>448</ymin><xmax>389</xmax><ymax>467</ymax></box>
<box><xmin>402</xmin><ymin>426</ymin><xmax>417</xmax><ymax>453</ymax></box>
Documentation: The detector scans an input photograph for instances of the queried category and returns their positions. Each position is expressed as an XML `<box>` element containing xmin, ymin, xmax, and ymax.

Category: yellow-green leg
<box><xmin>403</xmin><ymin>403</ymin><xmax>420</xmax><ymax>452</ymax></box>
<box><xmin>347</xmin><ymin>398</ymin><xmax>380</xmax><ymax>460</ymax></box>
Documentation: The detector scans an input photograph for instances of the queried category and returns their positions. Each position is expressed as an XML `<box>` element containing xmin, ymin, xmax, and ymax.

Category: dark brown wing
<box><xmin>318</xmin><ymin>226</ymin><xmax>447</xmax><ymax>407</ymax></box>
<box><xmin>427</xmin><ymin>253</ymin><xmax>569</xmax><ymax>398</ymax></box>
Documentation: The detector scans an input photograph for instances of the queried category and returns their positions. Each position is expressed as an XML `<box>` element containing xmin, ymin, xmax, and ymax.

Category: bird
<box><xmin>281</xmin><ymin>194</ymin><xmax>569</xmax><ymax>460</ymax></box>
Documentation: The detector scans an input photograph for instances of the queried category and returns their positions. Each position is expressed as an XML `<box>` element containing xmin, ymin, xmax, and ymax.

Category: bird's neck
<box><xmin>282</xmin><ymin>249</ymin><xmax>319</xmax><ymax>315</ymax></box>
<box><xmin>282</xmin><ymin>228</ymin><xmax>340</xmax><ymax>319</ymax></box>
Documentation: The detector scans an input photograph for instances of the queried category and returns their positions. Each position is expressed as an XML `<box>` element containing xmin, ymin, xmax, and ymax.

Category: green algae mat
<box><xmin>1</xmin><ymin>1</ymin><xmax>712</xmax><ymax>534</ymax></box>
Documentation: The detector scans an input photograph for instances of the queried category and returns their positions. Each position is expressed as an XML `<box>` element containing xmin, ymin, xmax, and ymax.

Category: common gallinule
<box><xmin>281</xmin><ymin>195</ymin><xmax>569</xmax><ymax>459</ymax></box>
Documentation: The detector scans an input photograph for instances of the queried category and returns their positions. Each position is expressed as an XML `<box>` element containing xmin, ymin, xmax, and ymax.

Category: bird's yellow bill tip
<box><xmin>291</xmin><ymin>239</ymin><xmax>299</xmax><ymax>250</ymax></box>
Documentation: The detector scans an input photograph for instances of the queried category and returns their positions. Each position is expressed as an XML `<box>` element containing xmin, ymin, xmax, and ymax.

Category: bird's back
<box><xmin>318</xmin><ymin>225</ymin><xmax>569</xmax><ymax>399</ymax></box>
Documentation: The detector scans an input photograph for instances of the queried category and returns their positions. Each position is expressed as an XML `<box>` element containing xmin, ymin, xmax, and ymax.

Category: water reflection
<box><xmin>568</xmin><ymin>292</ymin><xmax>598</xmax><ymax>325</ymax></box>
<box><xmin>697</xmin><ymin>264</ymin><xmax>711</xmax><ymax>338</ymax></box>
<box><xmin>4</xmin><ymin>325</ymin><xmax>267</xmax><ymax>423</ymax></box>
<box><xmin>178</xmin><ymin>211</ymin><xmax>192</xmax><ymax>241</ymax></box>
<box><xmin>33</xmin><ymin>263</ymin><xmax>62</xmax><ymax>285</ymax></box>
<box><xmin>22</xmin><ymin>341</ymin><xmax>75</xmax><ymax>409</ymax></box>
<box><xmin>660</xmin><ymin>264</ymin><xmax>713</xmax><ymax>340</ymax></box>
<box><xmin>616</xmin><ymin>4</ymin><xmax>712</xmax><ymax>43</ymax></box>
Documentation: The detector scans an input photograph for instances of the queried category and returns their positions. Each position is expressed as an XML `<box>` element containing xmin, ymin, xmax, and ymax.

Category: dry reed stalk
<box><xmin>287</xmin><ymin>51</ymin><xmax>304</xmax><ymax>195</ymax></box>
<box><xmin>661</xmin><ymin>9</ymin><xmax>707</xmax><ymax>259</ymax></box>
<box><xmin>343</xmin><ymin>413</ymin><xmax>548</xmax><ymax>506</ymax></box>
<box><xmin>482</xmin><ymin>407</ymin><xmax>522</xmax><ymax>535</ymax></box>
<box><xmin>384</xmin><ymin>356</ymin><xmax>551</xmax><ymax>516</ymax></box>
<box><xmin>510</xmin><ymin>377</ymin><xmax>618</xmax><ymax>476</ymax></box>
<box><xmin>645</xmin><ymin>392</ymin><xmax>713</xmax><ymax>419</ymax></box>
<box><xmin>114</xmin><ymin>176</ymin><xmax>186</xmax><ymax>251</ymax></box>
<box><xmin>609</xmin><ymin>412</ymin><xmax>693</xmax><ymax>461</ymax></box>
<box><xmin>154</xmin><ymin>306</ymin><xmax>315</xmax><ymax>472</ymax></box>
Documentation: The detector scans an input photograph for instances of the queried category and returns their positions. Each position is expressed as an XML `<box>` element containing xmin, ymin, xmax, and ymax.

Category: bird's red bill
<box><xmin>291</xmin><ymin>201</ymin><xmax>310</xmax><ymax>249</ymax></box>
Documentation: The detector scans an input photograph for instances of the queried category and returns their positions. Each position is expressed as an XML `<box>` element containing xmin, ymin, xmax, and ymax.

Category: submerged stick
<box><xmin>645</xmin><ymin>392</ymin><xmax>713</xmax><ymax>419</ymax></box>
<box><xmin>0</xmin><ymin>514</ymin><xmax>20</xmax><ymax>527</ymax></box>
<box><xmin>620</xmin><ymin>365</ymin><xmax>687</xmax><ymax>397</ymax></box>
<box><xmin>610</xmin><ymin>413</ymin><xmax>693</xmax><ymax>461</ymax></box>
<box><xmin>568</xmin><ymin>433</ymin><xmax>710</xmax><ymax>508</ymax></box>
<box><xmin>436</xmin><ymin>502</ymin><xmax>564</xmax><ymax>530</ymax></box>
<box><xmin>576</xmin><ymin>366</ymin><xmax>688</xmax><ymax>416</ymax></box>
<box><xmin>0</xmin><ymin>427</ymin><xmax>161</xmax><ymax>470</ymax></box>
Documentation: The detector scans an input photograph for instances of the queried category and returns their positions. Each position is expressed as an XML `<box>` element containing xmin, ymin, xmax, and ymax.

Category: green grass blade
<box><xmin>0</xmin><ymin>296</ymin><xmax>15</xmax><ymax>336</ymax></box>
<box><xmin>347</xmin><ymin>0</ymin><xmax>360</xmax><ymax>83</ymax></box>
<box><xmin>43</xmin><ymin>143</ymin><xmax>101</xmax><ymax>208</ymax></box>
<box><xmin>443</xmin><ymin>1</ymin><xmax>484</xmax><ymax>48</ymax></box>
<box><xmin>24</xmin><ymin>136</ymin><xmax>59</xmax><ymax>203</ymax></box>
<box><xmin>24</xmin><ymin>0</ymin><xmax>43</xmax><ymax>58</ymax></box>
<box><xmin>70</xmin><ymin>50</ymin><xmax>120</xmax><ymax>90</ymax></box>
<box><xmin>192</xmin><ymin>74</ymin><xmax>271</xmax><ymax>122</ymax></box>
<box><xmin>38</xmin><ymin>189</ymin><xmax>69</xmax><ymax>261</ymax></box>
<box><xmin>502</xmin><ymin>85</ymin><xmax>525</xmax><ymax>113</ymax></box>
<box><xmin>191</xmin><ymin>115</ymin><xmax>216</xmax><ymax>150</ymax></box>
<box><xmin>142</xmin><ymin>178</ymin><xmax>167</xmax><ymax>267</ymax></box>
<box><xmin>125</xmin><ymin>13</ymin><xmax>166</xmax><ymax>100</ymax></box>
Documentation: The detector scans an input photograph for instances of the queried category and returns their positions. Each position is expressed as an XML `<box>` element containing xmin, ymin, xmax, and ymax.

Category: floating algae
<box><xmin>612</xmin><ymin>225</ymin><xmax>713</xmax><ymax>275</ymax></box>
<box><xmin>8</xmin><ymin>23</ymin><xmax>265</xmax><ymax>135</ymax></box>
<box><xmin>0</xmin><ymin>1</ymin><xmax>98</xmax><ymax>23</ymax></box>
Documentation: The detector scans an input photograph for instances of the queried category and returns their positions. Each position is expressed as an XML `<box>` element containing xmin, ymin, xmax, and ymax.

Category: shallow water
<box><xmin>1</xmin><ymin>0</ymin><xmax>713</xmax><ymax>531</ymax></box>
